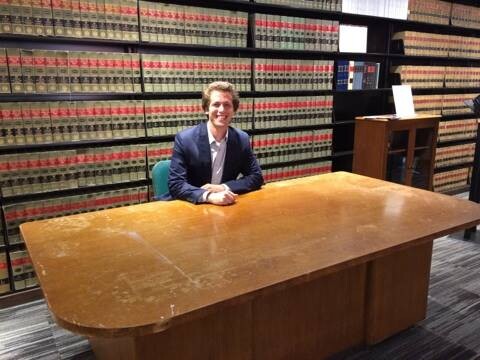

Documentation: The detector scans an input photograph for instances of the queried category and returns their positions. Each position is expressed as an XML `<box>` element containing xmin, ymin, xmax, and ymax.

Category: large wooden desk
<box><xmin>20</xmin><ymin>172</ymin><xmax>480</xmax><ymax>360</ymax></box>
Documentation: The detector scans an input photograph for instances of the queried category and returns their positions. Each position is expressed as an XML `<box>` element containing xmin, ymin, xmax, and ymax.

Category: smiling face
<box><xmin>206</xmin><ymin>90</ymin><xmax>235</xmax><ymax>133</ymax></box>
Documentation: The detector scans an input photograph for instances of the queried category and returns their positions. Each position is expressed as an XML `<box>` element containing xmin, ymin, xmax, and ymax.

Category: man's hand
<box><xmin>206</xmin><ymin>190</ymin><xmax>238</xmax><ymax>205</ymax></box>
<box><xmin>201</xmin><ymin>183</ymin><xmax>226</xmax><ymax>193</ymax></box>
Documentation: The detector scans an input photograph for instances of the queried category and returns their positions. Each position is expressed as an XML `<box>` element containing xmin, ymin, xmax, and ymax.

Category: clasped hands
<box><xmin>201</xmin><ymin>184</ymin><xmax>238</xmax><ymax>205</ymax></box>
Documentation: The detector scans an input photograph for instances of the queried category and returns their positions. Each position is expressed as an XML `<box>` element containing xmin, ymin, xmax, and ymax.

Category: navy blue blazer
<box><xmin>167</xmin><ymin>122</ymin><xmax>264</xmax><ymax>203</ymax></box>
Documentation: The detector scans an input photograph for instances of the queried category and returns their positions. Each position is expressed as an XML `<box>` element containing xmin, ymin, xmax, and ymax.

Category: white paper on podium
<box><xmin>392</xmin><ymin>85</ymin><xmax>415</xmax><ymax>118</ymax></box>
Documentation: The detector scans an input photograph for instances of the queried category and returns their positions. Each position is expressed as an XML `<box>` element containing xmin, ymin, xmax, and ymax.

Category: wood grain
<box><xmin>20</xmin><ymin>172</ymin><xmax>480</xmax><ymax>356</ymax></box>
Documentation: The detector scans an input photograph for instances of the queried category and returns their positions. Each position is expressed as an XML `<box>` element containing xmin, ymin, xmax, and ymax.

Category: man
<box><xmin>167</xmin><ymin>81</ymin><xmax>263</xmax><ymax>205</ymax></box>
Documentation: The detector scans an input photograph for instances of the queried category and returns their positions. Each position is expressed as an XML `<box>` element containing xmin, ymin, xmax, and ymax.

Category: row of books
<box><xmin>0</xmin><ymin>249</ymin><xmax>36</xmax><ymax>293</ymax></box>
<box><xmin>253</xmin><ymin>0</ymin><xmax>341</xmax><ymax>12</ymax></box>
<box><xmin>141</xmin><ymin>55</ymin><xmax>251</xmax><ymax>93</ymax></box>
<box><xmin>254</xmin><ymin>59</ymin><xmax>334</xmax><ymax>91</ymax></box>
<box><xmin>433</xmin><ymin>167</ymin><xmax>470</xmax><ymax>193</ymax></box>
<box><xmin>253</xmin><ymin>96</ymin><xmax>333</xmax><ymax>129</ymax></box>
<box><xmin>0</xmin><ymin>145</ymin><xmax>147</xmax><ymax>197</ymax></box>
<box><xmin>0</xmin><ymin>100</ymin><xmax>145</xmax><ymax>145</ymax></box>
<box><xmin>438</xmin><ymin>119</ymin><xmax>478</xmax><ymax>143</ymax></box>
<box><xmin>451</xmin><ymin>3</ymin><xmax>480</xmax><ymax>30</ymax></box>
<box><xmin>139</xmin><ymin>2</ymin><xmax>248</xmax><ymax>47</ymax></box>
<box><xmin>336</xmin><ymin>61</ymin><xmax>380</xmax><ymax>90</ymax></box>
<box><xmin>0</xmin><ymin>0</ymin><xmax>139</xmax><ymax>41</ymax></box>
<box><xmin>408</xmin><ymin>0</ymin><xmax>480</xmax><ymax>30</ymax></box>
<box><xmin>263</xmin><ymin>160</ymin><xmax>332</xmax><ymax>183</ymax></box>
<box><xmin>254</xmin><ymin>14</ymin><xmax>339</xmax><ymax>52</ymax></box>
<box><xmin>434</xmin><ymin>143</ymin><xmax>476</xmax><ymax>169</ymax></box>
<box><xmin>144</xmin><ymin>99</ymin><xmax>253</xmax><ymax>137</ymax></box>
<box><xmin>0</xmin><ymin>127</ymin><xmax>338</xmax><ymax>197</ymax></box>
<box><xmin>406</xmin><ymin>0</ymin><xmax>451</xmax><ymax>25</ymax></box>
<box><xmin>342</xmin><ymin>0</ymin><xmax>408</xmax><ymax>20</ymax></box>
<box><xmin>412</xmin><ymin>93</ymin><xmax>479</xmax><ymax>116</ymax></box>
<box><xmin>391</xmin><ymin>66</ymin><xmax>480</xmax><ymax>89</ymax></box>
<box><xmin>2</xmin><ymin>186</ymin><xmax>149</xmax><ymax>245</ymax></box>
<box><xmin>9</xmin><ymin>249</ymin><xmax>37</xmax><ymax>291</ymax></box>
<box><xmin>146</xmin><ymin>143</ymin><xmax>172</xmax><ymax>176</ymax></box>
<box><xmin>252</xmin><ymin>129</ymin><xmax>332</xmax><ymax>166</ymax></box>
<box><xmin>392</xmin><ymin>31</ymin><xmax>480</xmax><ymax>59</ymax></box>
<box><xmin>2</xmin><ymin>48</ymin><xmax>141</xmax><ymax>94</ymax></box>
<box><xmin>0</xmin><ymin>96</ymin><xmax>335</xmax><ymax>147</ymax></box>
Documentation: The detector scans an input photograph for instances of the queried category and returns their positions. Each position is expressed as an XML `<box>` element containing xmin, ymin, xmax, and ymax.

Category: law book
<box><xmin>51</xmin><ymin>50</ymin><xmax>68</xmax><ymax>93</ymax></box>
<box><xmin>0</xmin><ymin>252</ymin><xmax>9</xmax><ymax>294</ymax></box>
<box><xmin>7</xmin><ymin>48</ymin><xmax>23</xmax><ymax>93</ymax></box>
<box><xmin>11</xmin><ymin>103</ymin><xmax>27</xmax><ymax>146</ymax></box>
<box><xmin>21</xmin><ymin>0</ymin><xmax>35</xmax><ymax>35</ymax></box>
<box><xmin>225</xmin><ymin>9</ymin><xmax>239</xmax><ymax>47</ymax></box>
<box><xmin>49</xmin><ymin>101</ymin><xmax>63</xmax><ymax>142</ymax></box>
<box><xmin>109</xmin><ymin>101</ymin><xmax>121</xmax><ymax>138</ymax></box>
<box><xmin>138</xmin><ymin>0</ymin><xmax>150</xmax><ymax>42</ymax></box>
<box><xmin>77</xmin><ymin>0</ymin><xmax>89</xmax><ymax>37</ymax></box>
<box><xmin>119</xmin><ymin>0</ymin><xmax>129</xmax><ymax>40</ymax></box>
<box><xmin>32</xmin><ymin>50</ymin><xmax>46</xmax><ymax>93</ymax></box>
<box><xmin>43</xmin><ymin>50</ymin><xmax>57</xmax><ymax>93</ymax></box>
<box><xmin>100</xmin><ymin>53</ymin><xmax>112</xmax><ymax>93</ymax></box>
<box><xmin>36</xmin><ymin>102</ymin><xmax>52</xmax><ymax>143</ymax></box>
<box><xmin>92</xmin><ymin>101</ymin><xmax>106</xmax><ymax>139</ymax></box>
<box><xmin>9</xmin><ymin>250</ymin><xmax>25</xmax><ymax>290</ymax></box>
<box><xmin>0</xmin><ymin>103</ymin><xmax>17</xmax><ymax>145</ymax></box>
<box><xmin>121</xmin><ymin>100</ymin><xmax>135</xmax><ymax>137</ymax></box>
<box><xmin>103</xmin><ymin>0</ymin><xmax>115</xmax><ymax>39</ymax></box>
<box><xmin>116</xmin><ymin>146</ymin><xmax>129</xmax><ymax>182</ymax></box>
<box><xmin>254</xmin><ymin>13</ymin><xmax>266</xmax><ymax>49</ymax></box>
<box><xmin>18</xmin><ymin>102</ymin><xmax>33</xmax><ymax>144</ymax></box>
<box><xmin>32</xmin><ymin>0</ymin><xmax>45</xmax><ymax>35</ymax></box>
<box><xmin>0</xmin><ymin>0</ymin><xmax>12</xmax><ymax>33</ymax></box>
<box><xmin>8</xmin><ymin>1</ymin><xmax>23</xmax><ymax>35</ymax></box>
<box><xmin>52</xmin><ymin>0</ymin><xmax>69</xmax><ymax>37</ymax></box>
<box><xmin>41</xmin><ymin>0</ymin><xmax>54</xmax><ymax>35</ymax></box>
<box><xmin>89</xmin><ymin>0</ymin><xmax>100</xmax><ymax>38</ymax></box>
<box><xmin>183</xmin><ymin>5</ymin><xmax>198</xmax><ymax>45</ymax></box>
<box><xmin>22</xmin><ymin>253</ymin><xmax>37</xmax><ymax>288</ymax></box>
<box><xmin>92</xmin><ymin>0</ymin><xmax>105</xmax><ymax>38</ymax></box>
<box><xmin>144</xmin><ymin>100</ymin><xmax>154</xmax><ymax>136</ymax></box>
<box><xmin>18</xmin><ymin>49</ymin><xmax>35</xmax><ymax>94</ymax></box>
<box><xmin>113</xmin><ymin>53</ymin><xmax>125</xmax><ymax>93</ymax></box>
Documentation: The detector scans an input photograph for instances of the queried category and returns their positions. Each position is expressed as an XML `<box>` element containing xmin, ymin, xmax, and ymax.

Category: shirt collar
<box><xmin>207</xmin><ymin>122</ymin><xmax>228</xmax><ymax>145</ymax></box>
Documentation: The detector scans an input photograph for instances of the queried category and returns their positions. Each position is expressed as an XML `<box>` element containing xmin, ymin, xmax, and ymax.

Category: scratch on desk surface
<box><xmin>126</xmin><ymin>231</ymin><xmax>201</xmax><ymax>288</ymax></box>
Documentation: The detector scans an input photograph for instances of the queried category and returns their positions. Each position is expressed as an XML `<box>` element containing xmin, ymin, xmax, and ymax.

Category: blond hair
<box><xmin>202</xmin><ymin>81</ymin><xmax>240</xmax><ymax>112</ymax></box>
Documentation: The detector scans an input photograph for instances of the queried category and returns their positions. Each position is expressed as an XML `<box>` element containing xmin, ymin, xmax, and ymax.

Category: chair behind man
<box><xmin>152</xmin><ymin>160</ymin><xmax>171</xmax><ymax>199</ymax></box>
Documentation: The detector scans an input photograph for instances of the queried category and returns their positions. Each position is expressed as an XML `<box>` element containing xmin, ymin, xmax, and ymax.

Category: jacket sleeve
<box><xmin>168</xmin><ymin>134</ymin><xmax>207</xmax><ymax>204</ymax></box>
<box><xmin>224</xmin><ymin>133</ymin><xmax>264</xmax><ymax>194</ymax></box>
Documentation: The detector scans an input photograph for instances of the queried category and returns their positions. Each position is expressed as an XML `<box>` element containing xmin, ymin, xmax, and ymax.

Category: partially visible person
<box><xmin>166</xmin><ymin>81</ymin><xmax>263</xmax><ymax>205</ymax></box>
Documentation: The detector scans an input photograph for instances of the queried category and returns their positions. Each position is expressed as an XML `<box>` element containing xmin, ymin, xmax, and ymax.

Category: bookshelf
<box><xmin>0</xmin><ymin>0</ymin><xmax>479</xmax><ymax>304</ymax></box>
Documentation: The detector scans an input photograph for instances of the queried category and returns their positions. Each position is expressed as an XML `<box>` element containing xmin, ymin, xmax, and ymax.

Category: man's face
<box><xmin>207</xmin><ymin>90</ymin><xmax>235</xmax><ymax>130</ymax></box>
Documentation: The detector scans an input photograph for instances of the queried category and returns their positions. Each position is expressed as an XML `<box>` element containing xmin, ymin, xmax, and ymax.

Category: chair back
<box><xmin>152</xmin><ymin>160</ymin><xmax>171</xmax><ymax>198</ymax></box>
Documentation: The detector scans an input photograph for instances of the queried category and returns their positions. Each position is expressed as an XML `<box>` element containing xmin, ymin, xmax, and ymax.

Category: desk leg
<box><xmin>89</xmin><ymin>300</ymin><xmax>252</xmax><ymax>360</ymax></box>
<box><xmin>253</xmin><ymin>263</ymin><xmax>367</xmax><ymax>360</ymax></box>
<box><xmin>365</xmin><ymin>240</ymin><xmax>433</xmax><ymax>344</ymax></box>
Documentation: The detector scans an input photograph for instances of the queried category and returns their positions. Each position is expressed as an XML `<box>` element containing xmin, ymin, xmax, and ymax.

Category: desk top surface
<box><xmin>20</xmin><ymin>172</ymin><xmax>480</xmax><ymax>337</ymax></box>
